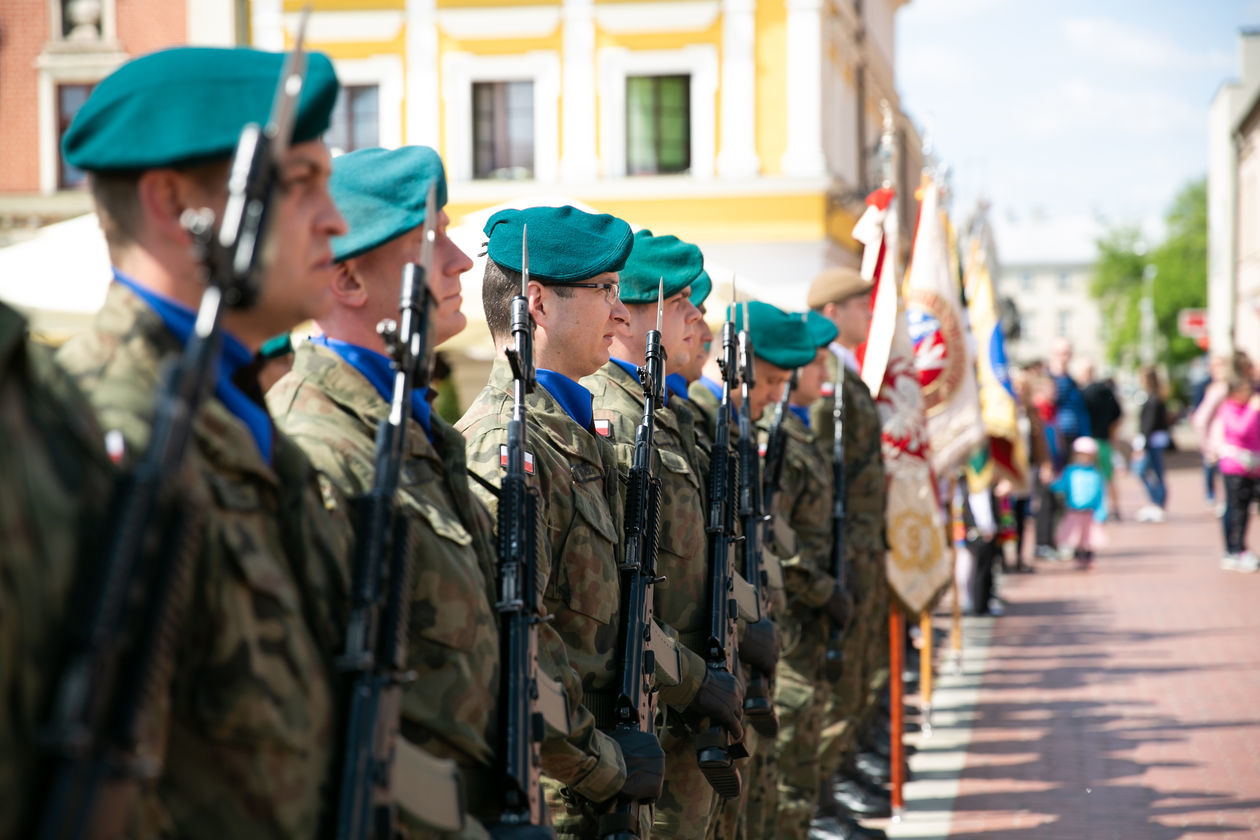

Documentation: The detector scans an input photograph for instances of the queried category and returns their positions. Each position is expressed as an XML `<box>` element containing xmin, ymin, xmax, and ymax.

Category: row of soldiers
<box><xmin>0</xmin><ymin>42</ymin><xmax>898</xmax><ymax>840</ymax></box>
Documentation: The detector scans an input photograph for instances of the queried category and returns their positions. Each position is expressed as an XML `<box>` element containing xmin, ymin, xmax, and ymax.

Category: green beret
<box><xmin>728</xmin><ymin>301</ymin><xmax>817</xmax><ymax>370</ymax></box>
<box><xmin>330</xmin><ymin>146</ymin><xmax>448</xmax><ymax>262</ymax></box>
<box><xmin>484</xmin><ymin>206</ymin><xmax>633</xmax><ymax>283</ymax></box>
<box><xmin>618</xmin><ymin>230</ymin><xmax>705</xmax><ymax>304</ymax></box>
<box><xmin>259</xmin><ymin>332</ymin><xmax>294</xmax><ymax>360</ymax></box>
<box><xmin>805</xmin><ymin>310</ymin><xmax>838</xmax><ymax>348</ymax></box>
<box><xmin>690</xmin><ymin>270</ymin><xmax>713</xmax><ymax>307</ymax></box>
<box><xmin>63</xmin><ymin>47</ymin><xmax>339</xmax><ymax>172</ymax></box>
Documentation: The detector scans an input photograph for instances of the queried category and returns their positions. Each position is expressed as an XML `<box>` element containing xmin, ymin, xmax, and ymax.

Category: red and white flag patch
<box><xmin>820</xmin><ymin>381</ymin><xmax>836</xmax><ymax>397</ymax></box>
<box><xmin>594</xmin><ymin>419</ymin><xmax>613</xmax><ymax>438</ymax></box>
<box><xmin>758</xmin><ymin>441</ymin><xmax>768</xmax><ymax>458</ymax></box>
<box><xmin>499</xmin><ymin>444</ymin><xmax>535</xmax><ymax>475</ymax></box>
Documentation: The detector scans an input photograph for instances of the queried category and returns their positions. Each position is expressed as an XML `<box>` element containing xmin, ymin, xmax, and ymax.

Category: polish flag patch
<box><xmin>594</xmin><ymin>419</ymin><xmax>613</xmax><ymax>438</ymax></box>
<box><xmin>758</xmin><ymin>441</ymin><xmax>768</xmax><ymax>458</ymax></box>
<box><xmin>820</xmin><ymin>381</ymin><xmax>836</xmax><ymax>397</ymax></box>
<box><xmin>499</xmin><ymin>444</ymin><xmax>535</xmax><ymax>475</ymax></box>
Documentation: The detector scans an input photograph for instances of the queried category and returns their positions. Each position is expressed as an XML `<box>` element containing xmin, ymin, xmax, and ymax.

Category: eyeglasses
<box><xmin>562</xmin><ymin>282</ymin><xmax>621</xmax><ymax>304</ymax></box>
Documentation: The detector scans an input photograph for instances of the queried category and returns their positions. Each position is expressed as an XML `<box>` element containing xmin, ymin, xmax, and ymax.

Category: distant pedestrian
<box><xmin>1134</xmin><ymin>366</ymin><xmax>1171</xmax><ymax>523</ymax></box>
<box><xmin>1010</xmin><ymin>366</ymin><xmax>1051</xmax><ymax>571</ymax></box>
<box><xmin>1077</xmin><ymin>359</ymin><xmax>1124</xmax><ymax>520</ymax></box>
<box><xmin>1193</xmin><ymin>352</ymin><xmax>1251</xmax><ymax>515</ymax></box>
<box><xmin>1216</xmin><ymin>365</ymin><xmax>1260</xmax><ymax>573</ymax></box>
<box><xmin>1052</xmin><ymin>436</ymin><xmax>1108</xmax><ymax>570</ymax></box>
<box><xmin>1048</xmin><ymin>337</ymin><xmax>1091</xmax><ymax>446</ymax></box>
<box><xmin>1031</xmin><ymin>369</ymin><xmax>1064</xmax><ymax>558</ymax></box>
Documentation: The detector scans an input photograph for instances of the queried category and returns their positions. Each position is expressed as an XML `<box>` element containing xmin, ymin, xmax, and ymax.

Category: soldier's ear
<box><xmin>331</xmin><ymin>260</ymin><xmax>368</xmax><ymax>308</ymax></box>
<box><xmin>136</xmin><ymin>169</ymin><xmax>195</xmax><ymax>245</ymax></box>
<box><xmin>526</xmin><ymin>281</ymin><xmax>548</xmax><ymax>327</ymax></box>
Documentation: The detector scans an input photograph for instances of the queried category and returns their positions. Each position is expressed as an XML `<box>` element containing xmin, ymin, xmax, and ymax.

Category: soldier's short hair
<box><xmin>88</xmin><ymin>160</ymin><xmax>230</xmax><ymax>259</ymax></box>
<box><xmin>482</xmin><ymin>258</ymin><xmax>572</xmax><ymax>341</ymax></box>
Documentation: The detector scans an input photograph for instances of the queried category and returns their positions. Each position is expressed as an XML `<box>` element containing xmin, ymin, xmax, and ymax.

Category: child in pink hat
<box><xmin>1052</xmin><ymin>436</ymin><xmax>1108</xmax><ymax>569</ymax></box>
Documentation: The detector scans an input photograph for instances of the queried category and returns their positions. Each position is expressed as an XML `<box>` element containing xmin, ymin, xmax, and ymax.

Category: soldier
<box><xmin>0</xmin><ymin>301</ymin><xmax>113</xmax><ymax>838</ymax></box>
<box><xmin>807</xmin><ymin>267</ymin><xmax>891</xmax><ymax>840</ymax></box>
<box><xmin>264</xmin><ymin>145</ymin><xmax>521</xmax><ymax>837</ymax></box>
<box><xmin>457</xmin><ymin>206</ymin><xmax>669</xmax><ymax>839</ymax></box>
<box><xmin>765</xmin><ymin>311</ymin><xmax>854</xmax><ymax>840</ymax></box>
<box><xmin>51</xmin><ymin>46</ymin><xmax>355</xmax><ymax>837</ymax></box>
<box><xmin>580</xmin><ymin>230</ymin><xmax>746</xmax><ymax>840</ymax></box>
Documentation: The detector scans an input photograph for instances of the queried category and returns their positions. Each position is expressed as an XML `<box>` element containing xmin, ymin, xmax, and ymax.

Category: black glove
<box><xmin>738</xmin><ymin>618</ymin><xmax>780</xmax><ymax>674</ymax></box>
<box><xmin>611</xmin><ymin>728</ymin><xmax>665</xmax><ymax>801</ymax></box>
<box><xmin>824</xmin><ymin>588</ymin><xmax>854</xmax><ymax>629</ymax></box>
<box><xmin>488</xmin><ymin>823</ymin><xmax>556</xmax><ymax>840</ymax></box>
<box><xmin>691</xmin><ymin>668</ymin><xmax>745</xmax><ymax>740</ymax></box>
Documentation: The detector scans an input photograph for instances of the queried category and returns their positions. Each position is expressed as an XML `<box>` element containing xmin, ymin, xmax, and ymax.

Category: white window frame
<box><xmin>597</xmin><ymin>45</ymin><xmax>717</xmax><ymax>179</ymax></box>
<box><xmin>330</xmin><ymin>56</ymin><xmax>405</xmax><ymax>152</ymax></box>
<box><xmin>441</xmin><ymin>51</ymin><xmax>560</xmax><ymax>183</ymax></box>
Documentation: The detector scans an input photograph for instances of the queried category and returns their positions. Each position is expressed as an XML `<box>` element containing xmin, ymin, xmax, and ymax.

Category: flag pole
<box><xmin>949</xmin><ymin>479</ymin><xmax>964</xmax><ymax>672</ymax></box>
<box><xmin>919</xmin><ymin>609</ymin><xmax>933</xmax><ymax>736</ymax></box>
<box><xmin>889</xmin><ymin>593</ymin><xmax>905</xmax><ymax>822</ymax></box>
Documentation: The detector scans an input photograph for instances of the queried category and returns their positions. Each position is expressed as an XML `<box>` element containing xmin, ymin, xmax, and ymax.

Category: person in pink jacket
<box><xmin>1217</xmin><ymin>364</ymin><xmax>1260</xmax><ymax>573</ymax></box>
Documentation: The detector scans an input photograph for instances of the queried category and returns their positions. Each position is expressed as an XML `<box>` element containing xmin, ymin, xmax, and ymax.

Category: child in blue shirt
<box><xmin>1052</xmin><ymin>436</ymin><xmax>1109</xmax><ymax>569</ymax></box>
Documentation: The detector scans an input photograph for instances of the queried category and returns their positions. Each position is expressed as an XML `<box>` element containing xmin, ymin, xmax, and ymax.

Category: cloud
<box><xmin>900</xmin><ymin>43</ymin><xmax>982</xmax><ymax>88</ymax></box>
<box><xmin>1062</xmin><ymin>17</ymin><xmax>1233</xmax><ymax>72</ymax></box>
<box><xmin>900</xmin><ymin>0</ymin><xmax>1009</xmax><ymax>25</ymax></box>
<box><xmin>1011</xmin><ymin>77</ymin><xmax>1201</xmax><ymax>140</ymax></box>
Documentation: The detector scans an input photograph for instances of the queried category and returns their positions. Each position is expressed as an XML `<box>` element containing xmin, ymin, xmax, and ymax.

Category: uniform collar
<box><xmin>829</xmin><ymin>341</ymin><xmax>860</xmax><ymax>373</ymax></box>
<box><xmin>536</xmin><ymin>368</ymin><xmax>594</xmax><ymax>430</ymax></box>
<box><xmin>309</xmin><ymin>334</ymin><xmax>434</xmax><ymax>440</ymax></box>
<box><xmin>699</xmin><ymin>374</ymin><xmax>723</xmax><ymax>401</ymax></box>
<box><xmin>610</xmin><ymin>356</ymin><xmax>673</xmax><ymax>407</ymax></box>
<box><xmin>112</xmin><ymin>269</ymin><xmax>273</xmax><ymax>463</ymax></box>
<box><xmin>666</xmin><ymin>372</ymin><xmax>690</xmax><ymax>402</ymax></box>
<box><xmin>789</xmin><ymin>404</ymin><xmax>811</xmax><ymax>428</ymax></box>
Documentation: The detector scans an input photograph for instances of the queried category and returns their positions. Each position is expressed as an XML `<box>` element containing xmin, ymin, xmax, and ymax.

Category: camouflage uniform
<box><xmin>266</xmin><ymin>341</ymin><xmax>502</xmax><ymax>838</ymax></box>
<box><xmin>811</xmin><ymin>358</ymin><xmax>888</xmax><ymax>774</ymax></box>
<box><xmin>762</xmin><ymin>408</ymin><xmax>836</xmax><ymax>840</ymax></box>
<box><xmin>0</xmin><ymin>303</ymin><xmax>113</xmax><ymax>838</ymax></box>
<box><xmin>583</xmin><ymin>361</ymin><xmax>715</xmax><ymax>840</ymax></box>
<box><xmin>459</xmin><ymin>360</ymin><xmax>695</xmax><ymax>838</ymax></box>
<box><xmin>54</xmin><ymin>283</ymin><xmax>354</xmax><ymax>838</ymax></box>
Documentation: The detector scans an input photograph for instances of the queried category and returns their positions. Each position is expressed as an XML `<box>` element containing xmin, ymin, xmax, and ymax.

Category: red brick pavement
<box><xmin>944</xmin><ymin>460</ymin><xmax>1260</xmax><ymax>839</ymax></box>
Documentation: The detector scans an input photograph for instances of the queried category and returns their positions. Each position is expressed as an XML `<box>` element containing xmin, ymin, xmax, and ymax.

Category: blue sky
<box><xmin>896</xmin><ymin>0</ymin><xmax>1260</xmax><ymax>232</ymax></box>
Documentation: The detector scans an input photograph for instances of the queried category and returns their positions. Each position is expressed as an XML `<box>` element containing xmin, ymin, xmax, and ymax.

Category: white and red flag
<box><xmin>853</xmin><ymin>187</ymin><xmax>948</xmax><ymax>616</ymax></box>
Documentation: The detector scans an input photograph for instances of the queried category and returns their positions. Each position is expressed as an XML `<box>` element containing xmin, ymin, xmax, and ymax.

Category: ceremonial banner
<box><xmin>904</xmin><ymin>178</ymin><xmax>984</xmax><ymax>478</ymax></box>
<box><xmin>854</xmin><ymin>188</ymin><xmax>948</xmax><ymax>615</ymax></box>
<box><xmin>963</xmin><ymin>206</ymin><xmax>1026</xmax><ymax>491</ymax></box>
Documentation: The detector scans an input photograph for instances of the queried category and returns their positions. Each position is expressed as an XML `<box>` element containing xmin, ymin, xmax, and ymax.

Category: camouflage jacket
<box><xmin>583</xmin><ymin>361</ymin><xmax>707</xmax><ymax>708</ymax></box>
<box><xmin>266</xmin><ymin>343</ymin><xmax>501</xmax><ymax>793</ymax></box>
<box><xmin>0</xmin><ymin>304</ymin><xmax>114</xmax><ymax>838</ymax></box>
<box><xmin>55</xmin><ymin>283</ymin><xmax>353</xmax><ymax>839</ymax></box>
<box><xmin>457</xmin><ymin>360</ymin><xmax>631</xmax><ymax>803</ymax></box>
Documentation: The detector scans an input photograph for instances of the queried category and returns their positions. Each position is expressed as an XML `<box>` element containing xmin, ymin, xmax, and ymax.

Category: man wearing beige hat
<box><xmin>807</xmin><ymin>267</ymin><xmax>893</xmax><ymax>840</ymax></box>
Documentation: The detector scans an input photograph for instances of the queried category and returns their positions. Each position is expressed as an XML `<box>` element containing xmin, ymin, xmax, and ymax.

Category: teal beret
<box><xmin>728</xmin><ymin>301</ymin><xmax>817</xmax><ymax>370</ymax></box>
<box><xmin>63</xmin><ymin>47</ymin><xmax>339</xmax><ymax>172</ymax></box>
<box><xmin>330</xmin><ymin>146</ymin><xmax>448</xmax><ymax>262</ymax></box>
<box><xmin>690</xmin><ymin>270</ymin><xmax>713</xmax><ymax>308</ymax></box>
<box><xmin>805</xmin><ymin>310</ymin><xmax>838</xmax><ymax>348</ymax></box>
<box><xmin>484</xmin><ymin>206</ymin><xmax>633</xmax><ymax>283</ymax></box>
<box><xmin>259</xmin><ymin>332</ymin><xmax>294</xmax><ymax>360</ymax></box>
<box><xmin>619</xmin><ymin>230</ymin><xmax>705</xmax><ymax>304</ymax></box>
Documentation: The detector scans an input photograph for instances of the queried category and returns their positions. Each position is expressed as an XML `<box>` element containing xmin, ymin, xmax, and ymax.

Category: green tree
<box><xmin>1090</xmin><ymin>178</ymin><xmax>1207</xmax><ymax>371</ymax></box>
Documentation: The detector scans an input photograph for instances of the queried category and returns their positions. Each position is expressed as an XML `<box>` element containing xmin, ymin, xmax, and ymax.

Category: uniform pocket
<box><xmin>551</xmin><ymin>485</ymin><xmax>619</xmax><ymax>625</ymax></box>
<box><xmin>400</xmin><ymin>493</ymin><xmax>486</xmax><ymax>652</ymax></box>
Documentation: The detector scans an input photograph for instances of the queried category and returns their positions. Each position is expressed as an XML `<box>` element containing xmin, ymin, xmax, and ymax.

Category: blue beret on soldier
<box><xmin>618</xmin><ymin>229</ymin><xmax>705</xmax><ymax>304</ymax></box>
<box><xmin>728</xmin><ymin>300</ymin><xmax>817</xmax><ymax>370</ymax></box>
<box><xmin>690</xmin><ymin>270</ymin><xmax>713</xmax><ymax>308</ymax></box>
<box><xmin>805</xmin><ymin>309</ymin><xmax>838</xmax><ymax>348</ymax></box>
<box><xmin>483</xmin><ymin>206</ymin><xmax>633</xmax><ymax>283</ymax></box>
<box><xmin>329</xmin><ymin>146</ymin><xmax>448</xmax><ymax>262</ymax></box>
<box><xmin>62</xmin><ymin>47</ymin><xmax>340</xmax><ymax>172</ymax></box>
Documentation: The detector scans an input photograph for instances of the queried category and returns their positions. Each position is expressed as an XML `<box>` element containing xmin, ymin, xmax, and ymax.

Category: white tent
<box><xmin>0</xmin><ymin>214</ymin><xmax>111</xmax><ymax>338</ymax></box>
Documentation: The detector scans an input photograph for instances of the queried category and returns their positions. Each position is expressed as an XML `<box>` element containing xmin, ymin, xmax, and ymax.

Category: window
<box><xmin>1021</xmin><ymin>272</ymin><xmax>1032</xmax><ymax>291</ymax></box>
<box><xmin>327</xmin><ymin>85</ymin><xmax>380</xmax><ymax>155</ymax></box>
<box><xmin>57</xmin><ymin>83</ymin><xmax>93</xmax><ymax>189</ymax></box>
<box><xmin>472</xmin><ymin>81</ymin><xmax>535</xmax><ymax>180</ymax></box>
<box><xmin>626</xmin><ymin>75</ymin><xmax>690</xmax><ymax>175</ymax></box>
<box><xmin>1056</xmin><ymin>310</ymin><xmax>1070</xmax><ymax>338</ymax></box>
<box><xmin>1057</xmin><ymin>271</ymin><xmax>1069</xmax><ymax>290</ymax></box>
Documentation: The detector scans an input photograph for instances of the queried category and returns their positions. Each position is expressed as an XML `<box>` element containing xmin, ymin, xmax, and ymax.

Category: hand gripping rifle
<box><xmin>823</xmin><ymin>359</ymin><xmax>849</xmax><ymax>683</ymax></box>
<box><xmin>600</xmin><ymin>279</ymin><xmax>669</xmax><ymax>840</ymax></box>
<box><xmin>33</xmin><ymin>19</ymin><xmax>313</xmax><ymax>840</ymax></box>
<box><xmin>734</xmin><ymin>305</ymin><xmax>779</xmax><ymax>739</ymax></box>
<box><xmin>334</xmin><ymin>184</ymin><xmax>468</xmax><ymax>839</ymax></box>
<box><xmin>694</xmin><ymin>301</ymin><xmax>749</xmax><ymax>800</ymax></box>
<box><xmin>495</xmin><ymin>226</ymin><xmax>571</xmax><ymax>837</ymax></box>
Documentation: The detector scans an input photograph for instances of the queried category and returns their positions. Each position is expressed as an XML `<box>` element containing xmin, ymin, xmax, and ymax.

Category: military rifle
<box><xmin>695</xmin><ymin>297</ymin><xmax>749</xmax><ymax>800</ymax></box>
<box><xmin>760</xmin><ymin>370</ymin><xmax>797</xmax><ymax>545</ymax></box>
<box><xmin>734</xmin><ymin>304</ymin><xmax>779</xmax><ymax>739</ymax></box>
<box><xmin>495</xmin><ymin>226</ymin><xmax>571</xmax><ymax>836</ymax></box>
<box><xmin>32</xmin><ymin>19</ymin><xmax>314</xmax><ymax>840</ymax></box>
<box><xmin>824</xmin><ymin>358</ymin><xmax>850</xmax><ymax>683</ymax></box>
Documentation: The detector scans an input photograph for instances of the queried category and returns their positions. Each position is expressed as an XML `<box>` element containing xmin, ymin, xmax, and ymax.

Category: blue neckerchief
<box><xmin>666</xmin><ymin>373</ymin><xmax>690</xmax><ymax>403</ymax></box>
<box><xmin>700</xmin><ymin>375</ymin><xmax>723</xmax><ymax>401</ymax></box>
<box><xmin>611</xmin><ymin>356</ymin><xmax>669</xmax><ymax>407</ymax></box>
<box><xmin>113</xmin><ymin>270</ymin><xmax>273</xmax><ymax>463</ymax></box>
<box><xmin>310</xmin><ymin>335</ymin><xmax>433</xmax><ymax>441</ymax></box>
<box><xmin>789</xmin><ymin>404</ymin><xmax>811</xmax><ymax>428</ymax></box>
<box><xmin>537</xmin><ymin>368</ymin><xmax>594</xmax><ymax>430</ymax></box>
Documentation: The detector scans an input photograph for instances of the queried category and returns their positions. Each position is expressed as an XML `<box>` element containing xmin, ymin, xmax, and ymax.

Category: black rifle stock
<box><xmin>495</xmin><ymin>229</ymin><xmax>569</xmax><ymax>837</ymax></box>
<box><xmin>32</xmin><ymin>23</ymin><xmax>312</xmax><ymax>840</ymax></box>
<box><xmin>824</xmin><ymin>361</ymin><xmax>849</xmax><ymax>682</ymax></box>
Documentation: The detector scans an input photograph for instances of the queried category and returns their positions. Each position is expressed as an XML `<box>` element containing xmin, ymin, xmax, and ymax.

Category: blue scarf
<box><xmin>310</xmin><ymin>335</ymin><xmax>434</xmax><ymax>441</ymax></box>
<box><xmin>789</xmin><ymin>404</ymin><xmax>811</xmax><ymax>428</ymax></box>
<box><xmin>699</xmin><ymin>375</ymin><xmax>723</xmax><ymax>402</ymax></box>
<box><xmin>537</xmin><ymin>368</ymin><xmax>594</xmax><ymax>430</ymax></box>
<box><xmin>610</xmin><ymin>356</ymin><xmax>671</xmax><ymax>407</ymax></box>
<box><xmin>666</xmin><ymin>372</ymin><xmax>690</xmax><ymax>403</ymax></box>
<box><xmin>113</xmin><ymin>270</ymin><xmax>273</xmax><ymax>463</ymax></box>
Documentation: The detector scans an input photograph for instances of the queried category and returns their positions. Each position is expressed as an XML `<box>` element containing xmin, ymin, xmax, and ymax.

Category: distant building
<box><xmin>990</xmin><ymin>213</ymin><xmax>1106</xmax><ymax>367</ymax></box>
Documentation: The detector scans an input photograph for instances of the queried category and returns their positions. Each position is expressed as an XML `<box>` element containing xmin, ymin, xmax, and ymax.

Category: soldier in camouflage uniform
<box><xmin>265</xmin><ymin>146</ymin><xmax>518</xmax><ymax>838</ymax></box>
<box><xmin>458</xmin><ymin>206</ymin><xmax>675</xmax><ymax>839</ymax></box>
<box><xmin>0</xmin><ymin>301</ymin><xmax>113</xmax><ymax>838</ymax></box>
<box><xmin>49</xmin><ymin>47</ymin><xmax>356</xmax><ymax>838</ymax></box>
<box><xmin>765</xmin><ymin>312</ymin><xmax>858</xmax><ymax>840</ymax></box>
<box><xmin>581</xmin><ymin>230</ymin><xmax>746</xmax><ymax>840</ymax></box>
<box><xmin>808</xmin><ymin>267</ymin><xmax>891</xmax><ymax>839</ymax></box>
